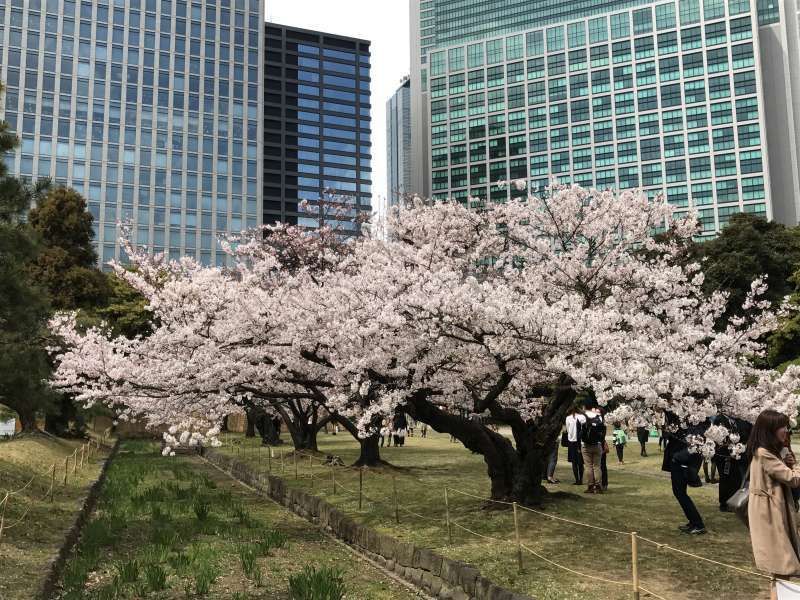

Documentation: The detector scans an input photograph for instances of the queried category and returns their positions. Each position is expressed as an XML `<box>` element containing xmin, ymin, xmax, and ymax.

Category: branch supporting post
<box><xmin>0</xmin><ymin>493</ymin><xmax>8</xmax><ymax>542</ymax></box>
<box><xmin>513</xmin><ymin>501</ymin><xmax>523</xmax><ymax>573</ymax></box>
<box><xmin>444</xmin><ymin>487</ymin><xmax>452</xmax><ymax>545</ymax></box>
<box><xmin>358</xmin><ymin>469</ymin><xmax>363</xmax><ymax>511</ymax></box>
<box><xmin>393</xmin><ymin>475</ymin><xmax>399</xmax><ymax>524</ymax></box>
<box><xmin>631</xmin><ymin>531</ymin><xmax>640</xmax><ymax>600</ymax></box>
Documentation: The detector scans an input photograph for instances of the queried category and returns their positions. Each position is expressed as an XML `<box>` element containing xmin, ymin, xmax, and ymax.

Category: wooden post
<box><xmin>309</xmin><ymin>455</ymin><xmax>314</xmax><ymax>490</ymax></box>
<box><xmin>80</xmin><ymin>444</ymin><xmax>85</xmax><ymax>468</ymax></box>
<box><xmin>393</xmin><ymin>475</ymin><xmax>400</xmax><ymax>524</ymax></box>
<box><xmin>0</xmin><ymin>493</ymin><xmax>8</xmax><ymax>542</ymax></box>
<box><xmin>72</xmin><ymin>450</ymin><xmax>77</xmax><ymax>475</ymax></box>
<box><xmin>281</xmin><ymin>449</ymin><xmax>285</xmax><ymax>474</ymax></box>
<box><xmin>63</xmin><ymin>456</ymin><xmax>69</xmax><ymax>486</ymax></box>
<box><xmin>331</xmin><ymin>465</ymin><xmax>336</xmax><ymax>494</ymax></box>
<box><xmin>631</xmin><ymin>532</ymin><xmax>640</xmax><ymax>600</ymax></box>
<box><xmin>50</xmin><ymin>464</ymin><xmax>56</xmax><ymax>502</ymax></box>
<box><xmin>444</xmin><ymin>488</ymin><xmax>452</xmax><ymax>545</ymax></box>
<box><xmin>513</xmin><ymin>502</ymin><xmax>523</xmax><ymax>573</ymax></box>
<box><xmin>358</xmin><ymin>469</ymin><xmax>363</xmax><ymax>511</ymax></box>
<box><xmin>268</xmin><ymin>447</ymin><xmax>272</xmax><ymax>473</ymax></box>
<box><xmin>294</xmin><ymin>452</ymin><xmax>298</xmax><ymax>480</ymax></box>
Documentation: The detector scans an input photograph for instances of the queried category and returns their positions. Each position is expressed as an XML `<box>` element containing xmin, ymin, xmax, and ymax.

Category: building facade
<box><xmin>264</xmin><ymin>24</ymin><xmax>372</xmax><ymax>234</ymax></box>
<box><xmin>410</xmin><ymin>0</ymin><xmax>800</xmax><ymax>233</ymax></box>
<box><xmin>0</xmin><ymin>0</ymin><xmax>264</xmax><ymax>266</ymax></box>
<box><xmin>386</xmin><ymin>77</ymin><xmax>412</xmax><ymax>206</ymax></box>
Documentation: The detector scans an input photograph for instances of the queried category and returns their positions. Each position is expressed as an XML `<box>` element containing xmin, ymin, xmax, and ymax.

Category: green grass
<box><xmin>0</xmin><ymin>434</ymin><xmax>111</xmax><ymax>600</ymax></box>
<box><xmin>56</xmin><ymin>440</ymin><xmax>422</xmax><ymax>599</ymax></box>
<box><xmin>220</xmin><ymin>431</ymin><xmax>770</xmax><ymax>600</ymax></box>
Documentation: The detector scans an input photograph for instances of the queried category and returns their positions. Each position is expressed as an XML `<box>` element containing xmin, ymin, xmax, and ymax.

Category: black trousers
<box><xmin>715</xmin><ymin>456</ymin><xmax>745</xmax><ymax>509</ymax></box>
<box><xmin>568</xmin><ymin>442</ymin><xmax>584</xmax><ymax>483</ymax></box>
<box><xmin>615</xmin><ymin>444</ymin><xmax>624</xmax><ymax>462</ymax></box>
<box><xmin>601</xmin><ymin>451</ymin><xmax>608</xmax><ymax>488</ymax></box>
<box><xmin>671</xmin><ymin>464</ymin><xmax>704</xmax><ymax>528</ymax></box>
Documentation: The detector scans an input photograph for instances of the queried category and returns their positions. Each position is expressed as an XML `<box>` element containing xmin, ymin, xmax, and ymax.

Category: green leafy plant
<box><xmin>115</xmin><ymin>558</ymin><xmax>140</xmax><ymax>584</ymax></box>
<box><xmin>231</xmin><ymin>502</ymin><xmax>251</xmax><ymax>525</ymax></box>
<box><xmin>238</xmin><ymin>544</ymin><xmax>257</xmax><ymax>579</ymax></box>
<box><xmin>288</xmin><ymin>566</ymin><xmax>346</xmax><ymax>600</ymax></box>
<box><xmin>144</xmin><ymin>563</ymin><xmax>168</xmax><ymax>591</ymax></box>
<box><xmin>193</xmin><ymin>563</ymin><xmax>219</xmax><ymax>596</ymax></box>
<box><xmin>167</xmin><ymin>551</ymin><xmax>191</xmax><ymax>573</ymax></box>
<box><xmin>192</xmin><ymin>498</ymin><xmax>211</xmax><ymax>522</ymax></box>
<box><xmin>256</xmin><ymin>528</ymin><xmax>288</xmax><ymax>555</ymax></box>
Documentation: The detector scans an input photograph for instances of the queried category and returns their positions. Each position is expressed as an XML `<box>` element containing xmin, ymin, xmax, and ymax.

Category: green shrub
<box><xmin>115</xmin><ymin>558</ymin><xmax>140</xmax><ymax>584</ymax></box>
<box><xmin>193</xmin><ymin>563</ymin><xmax>219</xmax><ymax>596</ymax></box>
<box><xmin>256</xmin><ymin>528</ymin><xmax>288</xmax><ymax>555</ymax></box>
<box><xmin>192</xmin><ymin>498</ymin><xmax>211</xmax><ymax>522</ymax></box>
<box><xmin>238</xmin><ymin>544</ymin><xmax>257</xmax><ymax>579</ymax></box>
<box><xmin>167</xmin><ymin>551</ymin><xmax>191</xmax><ymax>573</ymax></box>
<box><xmin>288</xmin><ymin>566</ymin><xmax>346</xmax><ymax>600</ymax></box>
<box><xmin>143</xmin><ymin>563</ymin><xmax>168</xmax><ymax>591</ymax></box>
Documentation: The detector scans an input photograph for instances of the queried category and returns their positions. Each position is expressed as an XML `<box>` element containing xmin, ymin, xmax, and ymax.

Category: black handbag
<box><xmin>560</xmin><ymin>431</ymin><xmax>569</xmax><ymax>447</ymax></box>
<box><xmin>726</xmin><ymin>466</ymin><xmax>750</xmax><ymax>527</ymax></box>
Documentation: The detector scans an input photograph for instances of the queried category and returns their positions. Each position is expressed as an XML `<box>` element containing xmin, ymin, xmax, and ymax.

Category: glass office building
<box><xmin>386</xmin><ymin>77</ymin><xmax>411</xmax><ymax>206</ymax></box>
<box><xmin>0</xmin><ymin>0</ymin><xmax>264</xmax><ymax>266</ymax></box>
<box><xmin>264</xmin><ymin>24</ymin><xmax>372</xmax><ymax>233</ymax></box>
<box><xmin>410</xmin><ymin>0</ymin><xmax>800</xmax><ymax>231</ymax></box>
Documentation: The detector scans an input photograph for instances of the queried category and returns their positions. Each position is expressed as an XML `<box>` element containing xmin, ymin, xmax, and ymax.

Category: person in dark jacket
<box><xmin>713</xmin><ymin>416</ymin><xmax>752</xmax><ymax>511</ymax></box>
<box><xmin>637</xmin><ymin>425</ymin><xmax>650</xmax><ymax>457</ymax></box>
<box><xmin>392</xmin><ymin>412</ymin><xmax>408</xmax><ymax>447</ymax></box>
<box><xmin>662</xmin><ymin>412</ymin><xmax>707</xmax><ymax>535</ymax></box>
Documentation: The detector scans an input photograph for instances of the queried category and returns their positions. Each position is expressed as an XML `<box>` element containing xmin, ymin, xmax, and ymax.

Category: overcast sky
<box><xmin>265</xmin><ymin>0</ymin><xmax>411</xmax><ymax>208</ymax></box>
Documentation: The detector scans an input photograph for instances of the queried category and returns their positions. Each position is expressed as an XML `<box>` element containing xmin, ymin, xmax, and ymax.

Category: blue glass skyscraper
<box><xmin>0</xmin><ymin>0</ymin><xmax>264</xmax><ymax>266</ymax></box>
<box><xmin>264</xmin><ymin>24</ymin><xmax>372</xmax><ymax>234</ymax></box>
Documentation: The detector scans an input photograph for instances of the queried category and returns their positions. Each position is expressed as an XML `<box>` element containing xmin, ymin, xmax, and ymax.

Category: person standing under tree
<box><xmin>663</xmin><ymin>412</ymin><xmax>707</xmax><ymax>535</ymax></box>
<box><xmin>565</xmin><ymin>406</ymin><xmax>585</xmax><ymax>486</ymax></box>
<box><xmin>581</xmin><ymin>400</ymin><xmax>606</xmax><ymax>494</ymax></box>
<box><xmin>613</xmin><ymin>422</ymin><xmax>627</xmax><ymax>464</ymax></box>
<box><xmin>747</xmin><ymin>410</ymin><xmax>800</xmax><ymax>600</ymax></box>
<box><xmin>637</xmin><ymin>425</ymin><xmax>650</xmax><ymax>457</ymax></box>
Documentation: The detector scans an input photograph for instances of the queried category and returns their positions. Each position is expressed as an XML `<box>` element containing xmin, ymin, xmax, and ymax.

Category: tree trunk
<box><xmin>14</xmin><ymin>402</ymin><xmax>39</xmax><ymax>433</ymax></box>
<box><xmin>285</xmin><ymin>418</ymin><xmax>319</xmax><ymax>451</ymax></box>
<box><xmin>254</xmin><ymin>414</ymin><xmax>282</xmax><ymax>446</ymax></box>
<box><xmin>353</xmin><ymin>434</ymin><xmax>385</xmax><ymax>467</ymax></box>
<box><xmin>406</xmin><ymin>381</ymin><xmax>575</xmax><ymax>506</ymax></box>
<box><xmin>244</xmin><ymin>407</ymin><xmax>257</xmax><ymax>438</ymax></box>
<box><xmin>221</xmin><ymin>414</ymin><xmax>230</xmax><ymax>432</ymax></box>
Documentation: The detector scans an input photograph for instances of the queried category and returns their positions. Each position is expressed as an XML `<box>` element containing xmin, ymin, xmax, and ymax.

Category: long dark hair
<box><xmin>746</xmin><ymin>410</ymin><xmax>790</xmax><ymax>459</ymax></box>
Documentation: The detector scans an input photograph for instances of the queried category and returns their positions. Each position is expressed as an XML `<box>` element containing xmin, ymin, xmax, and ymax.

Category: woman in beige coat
<box><xmin>747</xmin><ymin>410</ymin><xmax>800</xmax><ymax>598</ymax></box>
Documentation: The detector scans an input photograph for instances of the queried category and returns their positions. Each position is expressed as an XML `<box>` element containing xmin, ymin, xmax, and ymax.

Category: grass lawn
<box><xmin>219</xmin><ymin>429</ymin><xmax>770</xmax><ymax>600</ymax></box>
<box><xmin>56</xmin><ymin>440</ymin><xmax>423</xmax><ymax>599</ymax></box>
<box><xmin>0</xmin><ymin>434</ymin><xmax>111</xmax><ymax>600</ymax></box>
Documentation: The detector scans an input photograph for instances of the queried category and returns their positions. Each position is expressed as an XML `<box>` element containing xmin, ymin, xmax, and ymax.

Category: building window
<box><xmin>610</xmin><ymin>13</ymin><xmax>630</xmax><ymax>39</ymax></box>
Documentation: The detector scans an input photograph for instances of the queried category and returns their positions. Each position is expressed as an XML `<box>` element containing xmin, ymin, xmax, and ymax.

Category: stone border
<box><xmin>38</xmin><ymin>440</ymin><xmax>121</xmax><ymax>600</ymax></box>
<box><xmin>203</xmin><ymin>449</ymin><xmax>534</xmax><ymax>600</ymax></box>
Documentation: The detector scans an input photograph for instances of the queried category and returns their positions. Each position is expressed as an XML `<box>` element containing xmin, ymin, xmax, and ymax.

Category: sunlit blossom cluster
<box><xmin>50</xmin><ymin>184</ymin><xmax>800</xmax><ymax>456</ymax></box>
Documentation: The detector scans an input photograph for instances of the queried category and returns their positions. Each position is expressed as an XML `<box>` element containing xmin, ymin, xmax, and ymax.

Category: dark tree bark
<box><xmin>254</xmin><ymin>412</ymin><xmax>282</xmax><ymax>445</ymax></box>
<box><xmin>221</xmin><ymin>414</ymin><xmax>230</xmax><ymax>432</ymax></box>
<box><xmin>13</xmin><ymin>402</ymin><xmax>39</xmax><ymax>433</ymax></box>
<box><xmin>331</xmin><ymin>414</ymin><xmax>385</xmax><ymax>467</ymax></box>
<box><xmin>244</xmin><ymin>407</ymin><xmax>257</xmax><ymax>438</ymax></box>
<box><xmin>405</xmin><ymin>377</ymin><xmax>575</xmax><ymax>506</ymax></box>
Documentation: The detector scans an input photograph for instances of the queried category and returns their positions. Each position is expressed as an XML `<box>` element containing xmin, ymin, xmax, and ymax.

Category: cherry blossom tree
<box><xmin>51</xmin><ymin>184</ymin><xmax>800</xmax><ymax>503</ymax></box>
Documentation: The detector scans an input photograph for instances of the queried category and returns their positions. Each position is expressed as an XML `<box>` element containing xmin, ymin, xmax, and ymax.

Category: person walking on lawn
<box><xmin>613</xmin><ymin>422</ymin><xmax>627</xmax><ymax>464</ymax></box>
<box><xmin>581</xmin><ymin>400</ymin><xmax>606</xmax><ymax>494</ymax></box>
<box><xmin>663</xmin><ymin>412</ymin><xmax>707</xmax><ymax>535</ymax></box>
<box><xmin>565</xmin><ymin>406</ymin><xmax>585</xmax><ymax>485</ymax></box>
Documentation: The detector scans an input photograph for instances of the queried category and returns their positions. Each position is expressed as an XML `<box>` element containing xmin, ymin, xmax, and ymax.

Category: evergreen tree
<box><xmin>0</xmin><ymin>87</ymin><xmax>54</xmax><ymax>431</ymax></box>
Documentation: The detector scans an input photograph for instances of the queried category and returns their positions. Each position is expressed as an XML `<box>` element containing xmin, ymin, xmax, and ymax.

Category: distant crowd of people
<box><xmin>378</xmin><ymin>413</ymin><xmax>428</xmax><ymax>447</ymax></box>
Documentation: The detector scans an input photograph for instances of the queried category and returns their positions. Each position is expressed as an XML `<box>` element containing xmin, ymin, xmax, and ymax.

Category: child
<box><xmin>612</xmin><ymin>422</ymin><xmax>627</xmax><ymax>464</ymax></box>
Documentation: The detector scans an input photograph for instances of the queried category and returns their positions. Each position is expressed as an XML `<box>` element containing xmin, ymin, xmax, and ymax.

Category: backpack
<box><xmin>581</xmin><ymin>414</ymin><xmax>606</xmax><ymax>446</ymax></box>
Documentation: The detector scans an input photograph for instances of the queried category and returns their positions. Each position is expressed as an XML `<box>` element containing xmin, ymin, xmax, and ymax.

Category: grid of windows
<box><xmin>0</xmin><ymin>0</ymin><xmax>263</xmax><ymax>266</ymax></box>
<box><xmin>263</xmin><ymin>25</ymin><xmax>372</xmax><ymax>234</ymax></box>
<box><xmin>427</xmin><ymin>0</ymin><xmax>769</xmax><ymax>235</ymax></box>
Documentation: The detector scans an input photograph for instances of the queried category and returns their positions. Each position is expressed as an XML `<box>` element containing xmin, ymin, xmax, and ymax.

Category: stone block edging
<box><xmin>203</xmin><ymin>449</ymin><xmax>535</xmax><ymax>600</ymax></box>
<box><xmin>39</xmin><ymin>440</ymin><xmax>121</xmax><ymax>600</ymax></box>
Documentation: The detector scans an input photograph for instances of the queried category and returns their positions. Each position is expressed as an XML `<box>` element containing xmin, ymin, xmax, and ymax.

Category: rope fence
<box><xmin>220</xmin><ymin>438</ymin><xmax>779</xmax><ymax>599</ymax></box>
<box><xmin>0</xmin><ymin>437</ymin><xmax>109</xmax><ymax>543</ymax></box>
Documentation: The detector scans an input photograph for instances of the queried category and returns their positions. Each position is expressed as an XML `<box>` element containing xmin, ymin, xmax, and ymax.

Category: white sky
<box><xmin>265</xmin><ymin>0</ymin><xmax>411</xmax><ymax>209</ymax></box>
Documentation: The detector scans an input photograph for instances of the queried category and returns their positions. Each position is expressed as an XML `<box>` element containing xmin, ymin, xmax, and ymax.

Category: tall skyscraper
<box><xmin>0</xmin><ymin>0</ymin><xmax>264</xmax><ymax>266</ymax></box>
<box><xmin>263</xmin><ymin>23</ymin><xmax>372</xmax><ymax>234</ymax></box>
<box><xmin>386</xmin><ymin>77</ymin><xmax>412</xmax><ymax>206</ymax></box>
<box><xmin>410</xmin><ymin>0</ymin><xmax>800</xmax><ymax>234</ymax></box>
